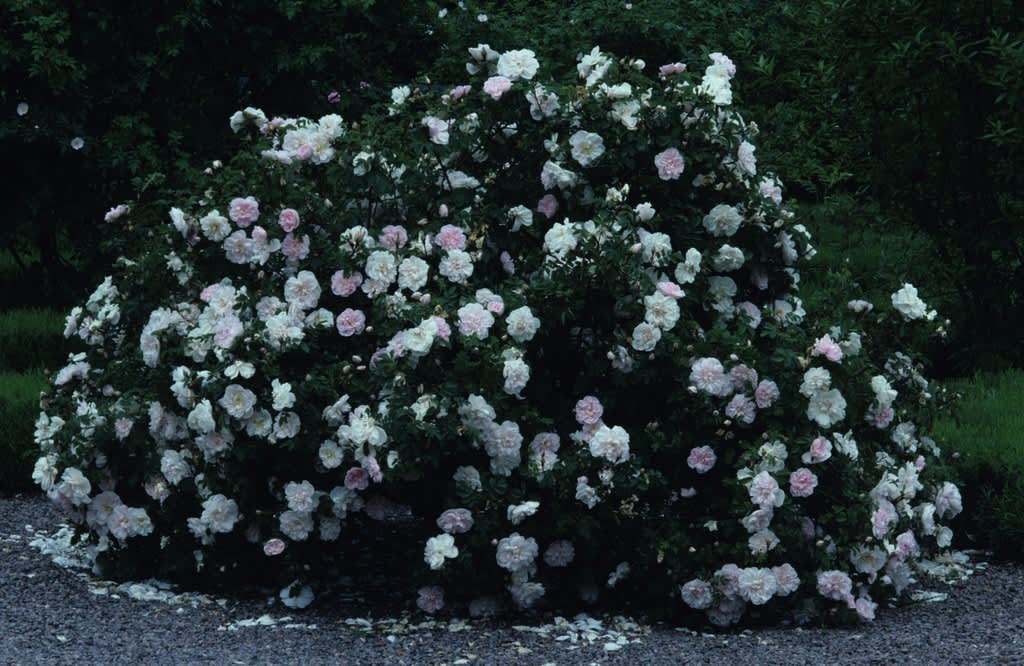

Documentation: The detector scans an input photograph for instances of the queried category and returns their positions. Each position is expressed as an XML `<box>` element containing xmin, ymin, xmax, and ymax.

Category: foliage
<box><xmin>0</xmin><ymin>370</ymin><xmax>48</xmax><ymax>492</ymax></box>
<box><xmin>935</xmin><ymin>370</ymin><xmax>1024</xmax><ymax>559</ymax></box>
<box><xmin>32</xmin><ymin>44</ymin><xmax>960</xmax><ymax>625</ymax></box>
<box><xmin>0</xmin><ymin>0</ymin><xmax>441</xmax><ymax>307</ymax></box>
<box><xmin>0</xmin><ymin>309</ymin><xmax>74</xmax><ymax>371</ymax></box>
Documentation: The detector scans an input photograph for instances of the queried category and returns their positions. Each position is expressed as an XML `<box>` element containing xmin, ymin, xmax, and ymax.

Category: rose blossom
<box><xmin>802</xmin><ymin>436</ymin><xmax>833</xmax><ymax>464</ymax></box>
<box><xmin>331</xmin><ymin>270</ymin><xmax>363</xmax><ymax>297</ymax></box>
<box><xmin>725</xmin><ymin>394</ymin><xmax>756</xmax><ymax>424</ymax></box>
<box><xmin>483</xmin><ymin>76</ymin><xmax>513</xmax><ymax>100</ymax></box>
<box><xmin>816</xmin><ymin>570</ymin><xmax>853</xmax><ymax>602</ymax></box>
<box><xmin>437</xmin><ymin>508</ymin><xmax>474</xmax><ymax>534</ymax></box>
<box><xmin>278</xmin><ymin>208</ymin><xmax>300</xmax><ymax>232</ymax></box>
<box><xmin>574</xmin><ymin>396</ymin><xmax>604</xmax><ymax>425</ymax></box>
<box><xmin>789</xmin><ymin>468</ymin><xmax>818</xmax><ymax>497</ymax></box>
<box><xmin>229</xmin><ymin>196</ymin><xmax>259</xmax><ymax>227</ymax></box>
<box><xmin>379</xmin><ymin>224</ymin><xmax>409</xmax><ymax>250</ymax></box>
<box><xmin>344</xmin><ymin>467</ymin><xmax>370</xmax><ymax>490</ymax></box>
<box><xmin>536</xmin><ymin>194</ymin><xmax>559</xmax><ymax>219</ymax></box>
<box><xmin>754</xmin><ymin>380</ymin><xmax>780</xmax><ymax>408</ymax></box>
<box><xmin>813</xmin><ymin>334</ymin><xmax>844</xmax><ymax>362</ymax></box>
<box><xmin>657</xmin><ymin>281</ymin><xmax>685</xmax><ymax>299</ymax></box>
<box><xmin>654</xmin><ymin>147</ymin><xmax>685</xmax><ymax>180</ymax></box>
<box><xmin>687</xmin><ymin>446</ymin><xmax>717</xmax><ymax>474</ymax></box>
<box><xmin>263</xmin><ymin>538</ymin><xmax>286</xmax><ymax>556</ymax></box>
<box><xmin>335</xmin><ymin>308</ymin><xmax>366</xmax><ymax>336</ymax></box>
<box><xmin>434</xmin><ymin>224</ymin><xmax>467</xmax><ymax>250</ymax></box>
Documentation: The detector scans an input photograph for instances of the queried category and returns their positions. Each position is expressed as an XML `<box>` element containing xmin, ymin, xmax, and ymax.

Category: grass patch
<box><xmin>935</xmin><ymin>369</ymin><xmax>1024</xmax><ymax>558</ymax></box>
<box><xmin>0</xmin><ymin>369</ymin><xmax>48</xmax><ymax>492</ymax></box>
<box><xmin>0</xmin><ymin>308</ymin><xmax>72</xmax><ymax>372</ymax></box>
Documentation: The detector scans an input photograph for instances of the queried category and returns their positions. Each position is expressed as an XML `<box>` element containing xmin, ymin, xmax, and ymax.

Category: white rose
<box><xmin>702</xmin><ymin>204</ymin><xmax>743</xmax><ymax>237</ymax></box>
<box><xmin>891</xmin><ymin>283</ymin><xmax>928</xmax><ymax>320</ymax></box>
<box><xmin>569</xmin><ymin>130</ymin><xmax>605</xmax><ymax>167</ymax></box>
<box><xmin>425</xmin><ymin>533</ymin><xmax>459</xmax><ymax>570</ymax></box>
<box><xmin>631</xmin><ymin>322</ymin><xmax>661</xmax><ymax>352</ymax></box>
<box><xmin>496</xmin><ymin>49</ymin><xmax>539</xmax><ymax>80</ymax></box>
<box><xmin>398</xmin><ymin>256</ymin><xmax>430</xmax><ymax>291</ymax></box>
<box><xmin>588</xmin><ymin>425</ymin><xmax>631</xmax><ymax>464</ymax></box>
<box><xmin>544</xmin><ymin>222</ymin><xmax>578</xmax><ymax>257</ymax></box>
<box><xmin>506</xmin><ymin>306</ymin><xmax>541</xmax><ymax>343</ymax></box>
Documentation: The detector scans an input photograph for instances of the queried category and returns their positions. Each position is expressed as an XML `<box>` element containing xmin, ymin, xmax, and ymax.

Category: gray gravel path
<box><xmin>2</xmin><ymin>492</ymin><xmax>1023</xmax><ymax>665</ymax></box>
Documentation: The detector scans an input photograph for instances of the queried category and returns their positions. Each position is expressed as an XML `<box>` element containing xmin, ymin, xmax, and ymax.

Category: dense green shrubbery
<box><xmin>0</xmin><ymin>309</ymin><xmax>73</xmax><ymax>371</ymax></box>
<box><xmin>936</xmin><ymin>371</ymin><xmax>1024</xmax><ymax>559</ymax></box>
<box><xmin>0</xmin><ymin>370</ymin><xmax>47</xmax><ymax>491</ymax></box>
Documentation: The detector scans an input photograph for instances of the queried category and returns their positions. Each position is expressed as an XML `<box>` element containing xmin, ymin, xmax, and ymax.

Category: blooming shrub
<box><xmin>33</xmin><ymin>44</ymin><xmax>960</xmax><ymax>625</ymax></box>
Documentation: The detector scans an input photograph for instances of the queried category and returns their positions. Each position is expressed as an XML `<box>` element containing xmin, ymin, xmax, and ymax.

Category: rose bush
<box><xmin>32</xmin><ymin>44</ymin><xmax>960</xmax><ymax>625</ymax></box>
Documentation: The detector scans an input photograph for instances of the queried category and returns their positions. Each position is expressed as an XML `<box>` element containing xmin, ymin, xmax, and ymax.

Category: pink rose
<box><xmin>659</xmin><ymin>62</ymin><xmax>687</xmax><ymax>76</ymax></box>
<box><xmin>336</xmin><ymin>308</ymin><xmax>366</xmax><ymax>336</ymax></box>
<box><xmin>709</xmin><ymin>52</ymin><xmax>736</xmax><ymax>76</ymax></box>
<box><xmin>574</xmin><ymin>396</ymin><xmax>604</xmax><ymax>425</ymax></box>
<box><xmin>500</xmin><ymin>251</ymin><xmax>516</xmax><ymax>275</ymax></box>
<box><xmin>687</xmin><ymin>446</ymin><xmax>717</xmax><ymax>474</ymax></box>
<box><xmin>449</xmin><ymin>85</ymin><xmax>472</xmax><ymax>100</ymax></box>
<box><xmin>754</xmin><ymin>379</ymin><xmax>780</xmax><ymax>408</ymax></box>
<box><xmin>654</xmin><ymin>148</ymin><xmax>685</xmax><ymax>180</ymax></box>
<box><xmin>657</xmin><ymin>281</ymin><xmax>684</xmax><ymax>299</ymax></box>
<box><xmin>362</xmin><ymin>456</ymin><xmax>382</xmax><ymax>483</ymax></box>
<box><xmin>813</xmin><ymin>334</ymin><xmax>843</xmax><ymax>362</ymax></box>
<box><xmin>278</xmin><ymin>208</ymin><xmax>300</xmax><ymax>233</ymax></box>
<box><xmin>432</xmin><ymin>316</ymin><xmax>451</xmax><ymax>341</ymax></box>
<box><xmin>736</xmin><ymin>301</ymin><xmax>762</xmax><ymax>328</ymax></box>
<box><xmin>331</xmin><ymin>270</ymin><xmax>363</xmax><ymax>297</ymax></box>
<box><xmin>344</xmin><ymin>467</ymin><xmax>370</xmax><ymax>490</ymax></box>
<box><xmin>483</xmin><ymin>76</ymin><xmax>513</xmax><ymax>100</ymax></box>
<box><xmin>789</xmin><ymin>468</ymin><xmax>818</xmax><ymax>497</ymax></box>
<box><xmin>436</xmin><ymin>508</ymin><xmax>474</xmax><ymax>534</ymax></box>
<box><xmin>725</xmin><ymin>394</ymin><xmax>756</xmax><ymax>424</ymax></box>
<box><xmin>229</xmin><ymin>196</ymin><xmax>260</xmax><ymax>227</ymax></box>
<box><xmin>434</xmin><ymin>224</ymin><xmax>466</xmax><ymax>251</ymax></box>
<box><xmin>379</xmin><ymin>225</ymin><xmax>409</xmax><ymax>250</ymax></box>
<box><xmin>804</xmin><ymin>436</ymin><xmax>832</xmax><ymax>464</ymax></box>
<box><xmin>296</xmin><ymin>144</ymin><xmax>313</xmax><ymax>161</ymax></box>
<box><xmin>263</xmin><ymin>538</ymin><xmax>286</xmax><ymax>556</ymax></box>
<box><xmin>281</xmin><ymin>233</ymin><xmax>310</xmax><ymax>260</ymax></box>
<box><xmin>536</xmin><ymin>194</ymin><xmax>559</xmax><ymax>219</ymax></box>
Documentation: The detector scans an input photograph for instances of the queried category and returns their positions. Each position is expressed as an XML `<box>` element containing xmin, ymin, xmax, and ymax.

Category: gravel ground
<box><xmin>2</xmin><ymin>493</ymin><xmax>1023</xmax><ymax>665</ymax></box>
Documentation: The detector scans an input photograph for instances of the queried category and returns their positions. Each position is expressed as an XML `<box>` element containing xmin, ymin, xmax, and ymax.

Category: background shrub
<box><xmin>0</xmin><ymin>370</ymin><xmax>47</xmax><ymax>492</ymax></box>
<box><xmin>935</xmin><ymin>370</ymin><xmax>1024</xmax><ymax>559</ymax></box>
<box><xmin>0</xmin><ymin>309</ymin><xmax>73</xmax><ymax>372</ymax></box>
